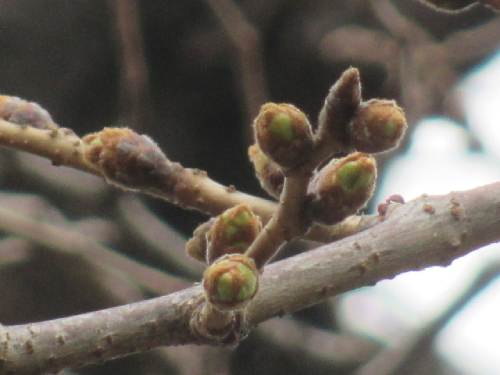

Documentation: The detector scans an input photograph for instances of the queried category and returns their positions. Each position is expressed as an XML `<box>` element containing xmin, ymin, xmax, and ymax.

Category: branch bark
<box><xmin>1</xmin><ymin>181</ymin><xmax>499</xmax><ymax>374</ymax></box>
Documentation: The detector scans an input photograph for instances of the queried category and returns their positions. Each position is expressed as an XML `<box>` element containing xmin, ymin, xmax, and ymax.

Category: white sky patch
<box><xmin>339</xmin><ymin>50</ymin><xmax>500</xmax><ymax>373</ymax></box>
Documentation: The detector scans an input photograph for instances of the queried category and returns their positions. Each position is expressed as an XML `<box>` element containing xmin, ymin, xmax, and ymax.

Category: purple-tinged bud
<box><xmin>316</xmin><ymin>68</ymin><xmax>362</xmax><ymax>148</ymax></box>
<box><xmin>0</xmin><ymin>96</ymin><xmax>58</xmax><ymax>130</ymax></box>
<box><xmin>82</xmin><ymin>128</ymin><xmax>182</xmax><ymax>194</ymax></box>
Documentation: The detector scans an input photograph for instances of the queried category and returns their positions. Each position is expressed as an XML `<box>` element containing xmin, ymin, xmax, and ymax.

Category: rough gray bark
<box><xmin>1</xmin><ymin>181</ymin><xmax>499</xmax><ymax>374</ymax></box>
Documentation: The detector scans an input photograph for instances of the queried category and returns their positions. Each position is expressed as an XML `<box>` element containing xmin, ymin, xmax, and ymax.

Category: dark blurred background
<box><xmin>0</xmin><ymin>0</ymin><xmax>499</xmax><ymax>374</ymax></box>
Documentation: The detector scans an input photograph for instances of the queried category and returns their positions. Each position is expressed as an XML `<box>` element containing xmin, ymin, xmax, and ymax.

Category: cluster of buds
<box><xmin>193</xmin><ymin>204</ymin><xmax>262</xmax><ymax>311</ymax></box>
<box><xmin>249</xmin><ymin>67</ymin><xmax>406</xmax><ymax>226</ymax></box>
<box><xmin>197</xmin><ymin>67</ymin><xmax>407</xmax><ymax>314</ymax></box>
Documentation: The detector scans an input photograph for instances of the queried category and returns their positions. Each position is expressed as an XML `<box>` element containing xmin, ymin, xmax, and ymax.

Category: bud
<box><xmin>203</xmin><ymin>254</ymin><xmax>259</xmax><ymax>311</ymax></box>
<box><xmin>316</xmin><ymin>68</ymin><xmax>361</xmax><ymax>148</ymax></box>
<box><xmin>307</xmin><ymin>152</ymin><xmax>376</xmax><ymax>225</ymax></box>
<box><xmin>186</xmin><ymin>219</ymin><xmax>214</xmax><ymax>262</ymax></box>
<box><xmin>248</xmin><ymin>144</ymin><xmax>284</xmax><ymax>199</ymax></box>
<box><xmin>206</xmin><ymin>204</ymin><xmax>262</xmax><ymax>264</ymax></box>
<box><xmin>349</xmin><ymin>99</ymin><xmax>407</xmax><ymax>154</ymax></box>
<box><xmin>82</xmin><ymin>128</ymin><xmax>182</xmax><ymax>193</ymax></box>
<box><xmin>0</xmin><ymin>96</ymin><xmax>58</xmax><ymax>130</ymax></box>
<box><xmin>254</xmin><ymin>103</ymin><xmax>313</xmax><ymax>169</ymax></box>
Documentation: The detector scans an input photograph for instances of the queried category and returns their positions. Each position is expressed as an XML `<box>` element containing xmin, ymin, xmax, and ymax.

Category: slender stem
<box><xmin>245</xmin><ymin>173</ymin><xmax>310</xmax><ymax>269</ymax></box>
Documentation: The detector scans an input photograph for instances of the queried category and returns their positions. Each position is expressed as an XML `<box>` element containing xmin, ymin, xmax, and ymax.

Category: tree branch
<box><xmin>1</xmin><ymin>181</ymin><xmax>499</xmax><ymax>373</ymax></box>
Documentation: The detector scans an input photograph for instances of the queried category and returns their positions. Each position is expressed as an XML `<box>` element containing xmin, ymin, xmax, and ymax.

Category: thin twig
<box><xmin>0</xmin><ymin>117</ymin><xmax>381</xmax><ymax>244</ymax></box>
<box><xmin>108</xmin><ymin>0</ymin><xmax>150</xmax><ymax>130</ymax></box>
<box><xmin>204</xmin><ymin>0</ymin><xmax>269</xmax><ymax>141</ymax></box>
<box><xmin>117</xmin><ymin>196</ymin><xmax>205</xmax><ymax>279</ymax></box>
<box><xmin>0</xmin><ymin>203</ymin><xmax>189</xmax><ymax>295</ymax></box>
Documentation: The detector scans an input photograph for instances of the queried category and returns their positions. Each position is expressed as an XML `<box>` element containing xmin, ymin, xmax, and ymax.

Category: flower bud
<box><xmin>206</xmin><ymin>204</ymin><xmax>262</xmax><ymax>264</ymax></box>
<box><xmin>316</xmin><ymin>67</ymin><xmax>361</xmax><ymax>148</ymax></box>
<box><xmin>248</xmin><ymin>144</ymin><xmax>284</xmax><ymax>199</ymax></box>
<box><xmin>307</xmin><ymin>152</ymin><xmax>376</xmax><ymax>225</ymax></box>
<box><xmin>186</xmin><ymin>219</ymin><xmax>214</xmax><ymax>262</ymax></box>
<box><xmin>82</xmin><ymin>128</ymin><xmax>182</xmax><ymax>193</ymax></box>
<box><xmin>0</xmin><ymin>96</ymin><xmax>58</xmax><ymax>130</ymax></box>
<box><xmin>203</xmin><ymin>254</ymin><xmax>259</xmax><ymax>311</ymax></box>
<box><xmin>350</xmin><ymin>99</ymin><xmax>407</xmax><ymax>154</ymax></box>
<box><xmin>254</xmin><ymin>103</ymin><xmax>313</xmax><ymax>169</ymax></box>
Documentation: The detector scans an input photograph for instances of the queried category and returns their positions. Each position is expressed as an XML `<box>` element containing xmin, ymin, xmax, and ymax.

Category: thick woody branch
<box><xmin>1</xmin><ymin>182</ymin><xmax>499</xmax><ymax>373</ymax></box>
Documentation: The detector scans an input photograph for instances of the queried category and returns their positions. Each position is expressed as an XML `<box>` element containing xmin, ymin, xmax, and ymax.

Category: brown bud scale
<box><xmin>0</xmin><ymin>96</ymin><xmax>58</xmax><ymax>130</ymax></box>
<box><xmin>82</xmin><ymin>128</ymin><xmax>181</xmax><ymax>193</ymax></box>
<box><xmin>254</xmin><ymin>103</ymin><xmax>313</xmax><ymax>169</ymax></box>
<box><xmin>248</xmin><ymin>144</ymin><xmax>284</xmax><ymax>198</ymax></box>
<box><xmin>307</xmin><ymin>152</ymin><xmax>376</xmax><ymax>225</ymax></box>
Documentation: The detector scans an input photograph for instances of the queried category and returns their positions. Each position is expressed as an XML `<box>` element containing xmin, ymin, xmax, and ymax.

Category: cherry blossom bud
<box><xmin>203</xmin><ymin>254</ymin><xmax>259</xmax><ymax>311</ymax></box>
<box><xmin>350</xmin><ymin>99</ymin><xmax>407</xmax><ymax>154</ymax></box>
<box><xmin>307</xmin><ymin>152</ymin><xmax>376</xmax><ymax>225</ymax></box>
<box><xmin>254</xmin><ymin>103</ymin><xmax>313</xmax><ymax>169</ymax></box>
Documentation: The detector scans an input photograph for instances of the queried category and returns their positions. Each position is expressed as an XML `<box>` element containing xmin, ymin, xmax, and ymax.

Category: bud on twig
<box><xmin>203</xmin><ymin>254</ymin><xmax>259</xmax><ymax>311</ymax></box>
<box><xmin>206</xmin><ymin>204</ymin><xmax>262</xmax><ymax>264</ymax></box>
<box><xmin>349</xmin><ymin>100</ymin><xmax>407</xmax><ymax>154</ymax></box>
<box><xmin>82</xmin><ymin>128</ymin><xmax>181</xmax><ymax>193</ymax></box>
<box><xmin>254</xmin><ymin>103</ymin><xmax>313</xmax><ymax>169</ymax></box>
<box><xmin>248</xmin><ymin>144</ymin><xmax>284</xmax><ymax>199</ymax></box>
<box><xmin>316</xmin><ymin>67</ymin><xmax>361</xmax><ymax>149</ymax></box>
<box><xmin>307</xmin><ymin>152</ymin><xmax>376</xmax><ymax>225</ymax></box>
<box><xmin>0</xmin><ymin>96</ymin><xmax>58</xmax><ymax>130</ymax></box>
<box><xmin>186</xmin><ymin>219</ymin><xmax>214</xmax><ymax>262</ymax></box>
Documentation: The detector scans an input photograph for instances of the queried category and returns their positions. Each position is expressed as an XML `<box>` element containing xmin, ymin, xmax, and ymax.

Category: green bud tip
<box><xmin>215</xmin><ymin>263</ymin><xmax>258</xmax><ymax>302</ymax></box>
<box><xmin>223</xmin><ymin>209</ymin><xmax>251</xmax><ymax>239</ymax></box>
<box><xmin>235</xmin><ymin>263</ymin><xmax>258</xmax><ymax>300</ymax></box>
<box><xmin>338</xmin><ymin>160</ymin><xmax>375</xmax><ymax>193</ymax></box>
<box><xmin>382</xmin><ymin>118</ymin><xmax>399</xmax><ymax>138</ymax></box>
<box><xmin>203</xmin><ymin>254</ymin><xmax>259</xmax><ymax>310</ymax></box>
<box><xmin>268</xmin><ymin>112</ymin><xmax>294</xmax><ymax>142</ymax></box>
<box><xmin>215</xmin><ymin>267</ymin><xmax>235</xmax><ymax>302</ymax></box>
<box><xmin>254</xmin><ymin>103</ymin><xmax>313</xmax><ymax>169</ymax></box>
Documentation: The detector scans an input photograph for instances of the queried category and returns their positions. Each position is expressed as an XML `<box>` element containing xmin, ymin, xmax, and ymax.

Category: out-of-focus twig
<box><xmin>118</xmin><ymin>195</ymin><xmax>205</xmax><ymax>279</ymax></box>
<box><xmin>108</xmin><ymin>0</ymin><xmax>150</xmax><ymax>130</ymax></box>
<box><xmin>356</xmin><ymin>262</ymin><xmax>500</xmax><ymax>375</ymax></box>
<box><xmin>320</xmin><ymin>0</ymin><xmax>500</xmax><ymax>127</ymax></box>
<box><xmin>255</xmin><ymin>318</ymin><xmax>381</xmax><ymax>369</ymax></box>
<box><xmin>0</xmin><ymin>202</ymin><xmax>189</xmax><ymax>296</ymax></box>
<box><xmin>204</xmin><ymin>0</ymin><xmax>269</xmax><ymax>142</ymax></box>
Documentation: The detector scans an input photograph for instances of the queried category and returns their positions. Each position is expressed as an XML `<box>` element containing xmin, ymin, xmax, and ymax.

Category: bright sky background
<box><xmin>339</xmin><ymin>50</ymin><xmax>500</xmax><ymax>374</ymax></box>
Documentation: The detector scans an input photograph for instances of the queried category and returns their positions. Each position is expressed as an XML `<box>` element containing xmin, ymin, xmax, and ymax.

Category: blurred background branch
<box><xmin>0</xmin><ymin>0</ymin><xmax>498</xmax><ymax>373</ymax></box>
